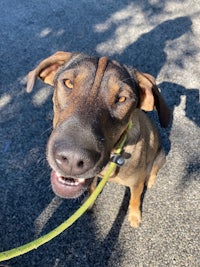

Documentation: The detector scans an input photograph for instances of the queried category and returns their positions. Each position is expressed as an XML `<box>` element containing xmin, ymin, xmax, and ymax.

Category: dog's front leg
<box><xmin>128</xmin><ymin>182</ymin><xmax>144</xmax><ymax>228</ymax></box>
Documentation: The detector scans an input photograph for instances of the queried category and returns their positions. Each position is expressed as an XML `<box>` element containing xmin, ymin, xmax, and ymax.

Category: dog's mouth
<box><xmin>51</xmin><ymin>170</ymin><xmax>94</xmax><ymax>199</ymax></box>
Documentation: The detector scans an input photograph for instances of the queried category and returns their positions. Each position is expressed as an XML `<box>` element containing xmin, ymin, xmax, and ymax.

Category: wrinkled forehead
<box><xmin>57</xmin><ymin>54</ymin><xmax>98</xmax><ymax>77</ymax></box>
<box><xmin>56</xmin><ymin>54</ymin><xmax>136</xmax><ymax>88</ymax></box>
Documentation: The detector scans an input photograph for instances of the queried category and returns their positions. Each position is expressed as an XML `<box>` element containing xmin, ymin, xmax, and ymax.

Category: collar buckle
<box><xmin>110</xmin><ymin>154</ymin><xmax>125</xmax><ymax>166</ymax></box>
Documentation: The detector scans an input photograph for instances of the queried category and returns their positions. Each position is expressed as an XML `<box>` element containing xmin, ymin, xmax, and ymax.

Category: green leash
<box><xmin>0</xmin><ymin>121</ymin><xmax>132</xmax><ymax>262</ymax></box>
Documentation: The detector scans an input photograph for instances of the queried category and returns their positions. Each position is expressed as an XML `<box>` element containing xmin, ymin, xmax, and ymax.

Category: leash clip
<box><xmin>110</xmin><ymin>154</ymin><xmax>125</xmax><ymax>167</ymax></box>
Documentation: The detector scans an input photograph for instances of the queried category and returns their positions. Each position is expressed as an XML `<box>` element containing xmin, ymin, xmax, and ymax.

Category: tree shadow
<box><xmin>119</xmin><ymin>16</ymin><xmax>195</xmax><ymax>156</ymax></box>
<box><xmin>113</xmin><ymin>16</ymin><xmax>193</xmax><ymax>76</ymax></box>
<box><xmin>180</xmin><ymin>157</ymin><xmax>200</xmax><ymax>189</ymax></box>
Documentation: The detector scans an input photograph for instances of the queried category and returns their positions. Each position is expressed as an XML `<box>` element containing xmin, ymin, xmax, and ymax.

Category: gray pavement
<box><xmin>0</xmin><ymin>1</ymin><xmax>199</xmax><ymax>266</ymax></box>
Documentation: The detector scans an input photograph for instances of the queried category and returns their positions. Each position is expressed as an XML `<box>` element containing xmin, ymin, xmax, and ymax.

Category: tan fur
<box><xmin>98</xmin><ymin>110</ymin><xmax>166</xmax><ymax>227</ymax></box>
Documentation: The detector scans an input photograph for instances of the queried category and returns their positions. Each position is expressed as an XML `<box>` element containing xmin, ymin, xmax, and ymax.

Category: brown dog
<box><xmin>27</xmin><ymin>51</ymin><xmax>171</xmax><ymax>227</ymax></box>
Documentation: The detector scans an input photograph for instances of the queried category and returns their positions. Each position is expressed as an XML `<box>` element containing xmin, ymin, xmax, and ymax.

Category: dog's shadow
<box><xmin>159</xmin><ymin>82</ymin><xmax>200</xmax><ymax>128</ymax></box>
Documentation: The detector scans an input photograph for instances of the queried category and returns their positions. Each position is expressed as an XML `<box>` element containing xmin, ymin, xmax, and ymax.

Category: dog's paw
<box><xmin>128</xmin><ymin>209</ymin><xmax>142</xmax><ymax>228</ymax></box>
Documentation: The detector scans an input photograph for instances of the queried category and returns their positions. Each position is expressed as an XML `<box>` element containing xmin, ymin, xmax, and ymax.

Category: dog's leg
<box><xmin>146</xmin><ymin>149</ymin><xmax>166</xmax><ymax>189</ymax></box>
<box><xmin>128</xmin><ymin>182</ymin><xmax>144</xmax><ymax>228</ymax></box>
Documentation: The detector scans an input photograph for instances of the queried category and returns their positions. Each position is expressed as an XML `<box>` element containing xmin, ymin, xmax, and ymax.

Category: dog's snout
<box><xmin>54</xmin><ymin>143</ymin><xmax>101</xmax><ymax>176</ymax></box>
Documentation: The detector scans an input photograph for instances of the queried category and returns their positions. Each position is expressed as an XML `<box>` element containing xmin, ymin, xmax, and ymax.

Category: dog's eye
<box><xmin>63</xmin><ymin>79</ymin><xmax>73</xmax><ymax>89</ymax></box>
<box><xmin>116</xmin><ymin>96</ymin><xmax>126</xmax><ymax>103</ymax></box>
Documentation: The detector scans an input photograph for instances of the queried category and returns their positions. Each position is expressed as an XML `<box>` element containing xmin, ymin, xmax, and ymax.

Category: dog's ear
<box><xmin>26</xmin><ymin>51</ymin><xmax>72</xmax><ymax>93</ymax></box>
<box><xmin>135</xmin><ymin>71</ymin><xmax>171</xmax><ymax>128</ymax></box>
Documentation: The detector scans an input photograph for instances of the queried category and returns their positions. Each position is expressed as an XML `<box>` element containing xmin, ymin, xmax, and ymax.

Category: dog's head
<box><xmin>27</xmin><ymin>51</ymin><xmax>171</xmax><ymax>198</ymax></box>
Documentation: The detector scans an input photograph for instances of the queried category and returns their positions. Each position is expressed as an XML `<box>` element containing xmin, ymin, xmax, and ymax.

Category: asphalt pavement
<box><xmin>0</xmin><ymin>0</ymin><xmax>199</xmax><ymax>266</ymax></box>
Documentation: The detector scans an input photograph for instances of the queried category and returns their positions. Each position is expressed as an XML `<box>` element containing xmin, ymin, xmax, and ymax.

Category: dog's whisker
<box><xmin>121</xmin><ymin>77</ymin><xmax>134</xmax><ymax>83</ymax></box>
<box><xmin>41</xmin><ymin>126</ymin><xmax>53</xmax><ymax>136</ymax></box>
<box><xmin>36</xmin><ymin>155</ymin><xmax>46</xmax><ymax>164</ymax></box>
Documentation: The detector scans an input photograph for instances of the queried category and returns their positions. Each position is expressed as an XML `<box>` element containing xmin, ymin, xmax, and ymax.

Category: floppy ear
<box><xmin>135</xmin><ymin>71</ymin><xmax>171</xmax><ymax>128</ymax></box>
<box><xmin>26</xmin><ymin>51</ymin><xmax>72</xmax><ymax>93</ymax></box>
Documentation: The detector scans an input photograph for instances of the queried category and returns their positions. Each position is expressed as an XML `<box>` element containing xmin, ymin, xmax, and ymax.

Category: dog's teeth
<box><xmin>58</xmin><ymin>177</ymin><xmax>63</xmax><ymax>183</ymax></box>
<box><xmin>57</xmin><ymin>175</ymin><xmax>85</xmax><ymax>186</ymax></box>
<box><xmin>77</xmin><ymin>178</ymin><xmax>85</xmax><ymax>183</ymax></box>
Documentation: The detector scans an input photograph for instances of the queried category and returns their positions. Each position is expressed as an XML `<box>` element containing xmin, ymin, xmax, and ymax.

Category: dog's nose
<box><xmin>54</xmin><ymin>144</ymin><xmax>100</xmax><ymax>176</ymax></box>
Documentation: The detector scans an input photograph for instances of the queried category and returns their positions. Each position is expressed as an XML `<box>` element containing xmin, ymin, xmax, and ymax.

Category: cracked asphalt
<box><xmin>0</xmin><ymin>0</ymin><xmax>199</xmax><ymax>266</ymax></box>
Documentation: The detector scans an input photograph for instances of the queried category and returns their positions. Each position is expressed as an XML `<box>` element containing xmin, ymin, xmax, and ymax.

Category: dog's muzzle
<box><xmin>46</xmin><ymin>119</ymin><xmax>107</xmax><ymax>199</ymax></box>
